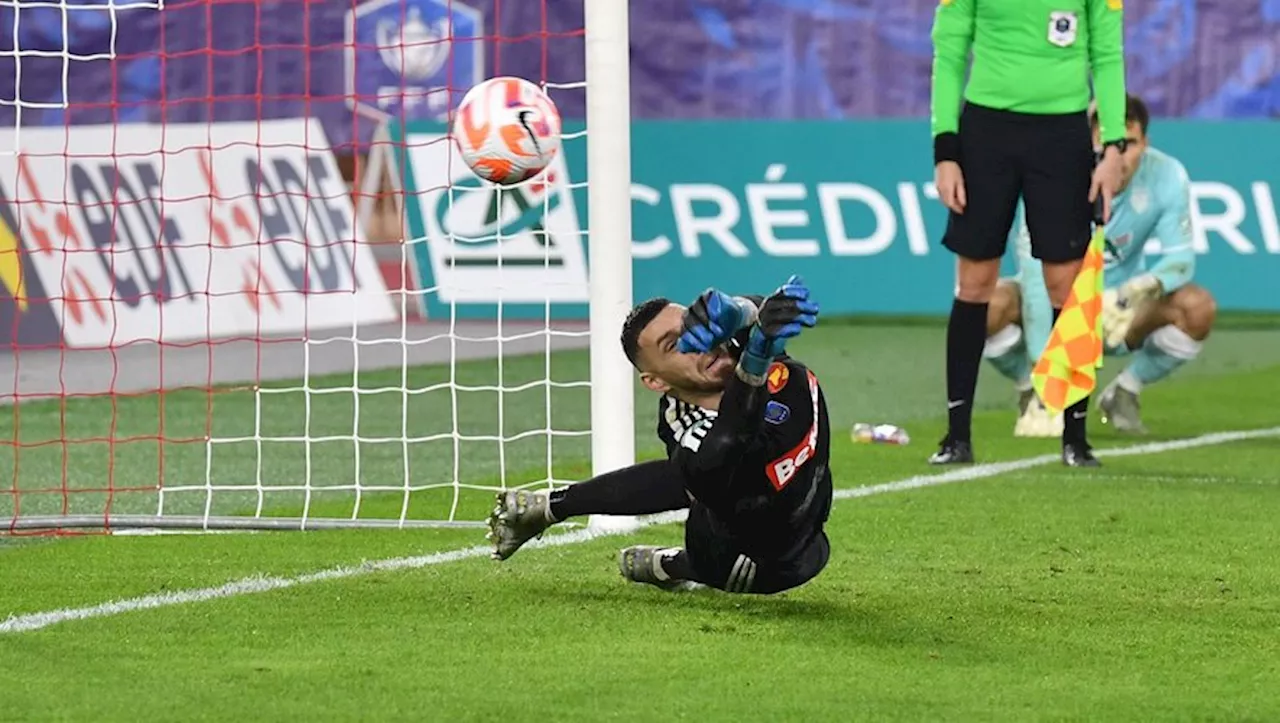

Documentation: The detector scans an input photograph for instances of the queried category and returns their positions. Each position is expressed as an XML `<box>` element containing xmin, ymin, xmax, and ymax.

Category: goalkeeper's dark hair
<box><xmin>1089</xmin><ymin>93</ymin><xmax>1151</xmax><ymax>135</ymax></box>
<box><xmin>620</xmin><ymin>297</ymin><xmax>671</xmax><ymax>369</ymax></box>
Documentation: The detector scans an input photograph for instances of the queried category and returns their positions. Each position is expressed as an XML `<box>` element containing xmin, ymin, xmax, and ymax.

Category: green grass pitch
<box><xmin>2</xmin><ymin>316</ymin><xmax>1279</xmax><ymax>721</ymax></box>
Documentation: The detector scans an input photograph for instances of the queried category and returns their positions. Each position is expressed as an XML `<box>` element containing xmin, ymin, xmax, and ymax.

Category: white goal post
<box><xmin>582</xmin><ymin>0</ymin><xmax>640</xmax><ymax>534</ymax></box>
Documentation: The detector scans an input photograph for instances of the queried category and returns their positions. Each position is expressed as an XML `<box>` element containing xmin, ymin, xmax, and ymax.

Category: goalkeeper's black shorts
<box><xmin>942</xmin><ymin>102</ymin><xmax>1095</xmax><ymax>264</ymax></box>
<box><xmin>683</xmin><ymin>504</ymin><xmax>830</xmax><ymax>595</ymax></box>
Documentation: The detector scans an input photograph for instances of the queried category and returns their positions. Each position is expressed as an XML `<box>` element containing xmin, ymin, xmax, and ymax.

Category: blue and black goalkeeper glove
<box><xmin>677</xmin><ymin>288</ymin><xmax>757</xmax><ymax>354</ymax></box>
<box><xmin>740</xmin><ymin>275</ymin><xmax>819</xmax><ymax>380</ymax></box>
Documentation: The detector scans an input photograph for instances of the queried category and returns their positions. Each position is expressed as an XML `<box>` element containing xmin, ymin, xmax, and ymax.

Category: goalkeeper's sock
<box><xmin>547</xmin><ymin>460</ymin><xmax>689</xmax><ymax>522</ymax></box>
<box><xmin>1052</xmin><ymin>306</ymin><xmax>1091</xmax><ymax>445</ymax></box>
<box><xmin>1119</xmin><ymin>325</ymin><xmax>1202</xmax><ymax>393</ymax></box>
<box><xmin>654</xmin><ymin>548</ymin><xmax>695</xmax><ymax>582</ymax></box>
<box><xmin>945</xmin><ymin>299</ymin><xmax>989</xmax><ymax>442</ymax></box>
<box><xmin>983</xmin><ymin>323</ymin><xmax>1032</xmax><ymax>387</ymax></box>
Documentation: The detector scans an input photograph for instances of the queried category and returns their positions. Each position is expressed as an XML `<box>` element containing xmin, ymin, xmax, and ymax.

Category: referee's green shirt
<box><xmin>930</xmin><ymin>0</ymin><xmax>1127</xmax><ymax>145</ymax></box>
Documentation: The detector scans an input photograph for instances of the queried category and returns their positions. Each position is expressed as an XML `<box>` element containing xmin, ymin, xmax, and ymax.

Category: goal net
<box><xmin>0</xmin><ymin>0</ymin><xmax>634</xmax><ymax>533</ymax></box>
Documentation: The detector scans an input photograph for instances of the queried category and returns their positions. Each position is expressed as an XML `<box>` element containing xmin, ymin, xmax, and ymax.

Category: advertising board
<box><xmin>0</xmin><ymin>119</ymin><xmax>397</xmax><ymax>349</ymax></box>
<box><xmin>396</xmin><ymin>120</ymin><xmax>1280</xmax><ymax>318</ymax></box>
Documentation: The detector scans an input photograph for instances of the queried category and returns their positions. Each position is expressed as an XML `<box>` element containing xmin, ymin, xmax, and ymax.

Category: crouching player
<box><xmin>487</xmin><ymin>276</ymin><xmax>834</xmax><ymax>595</ymax></box>
<box><xmin>984</xmin><ymin>94</ymin><xmax>1217</xmax><ymax>435</ymax></box>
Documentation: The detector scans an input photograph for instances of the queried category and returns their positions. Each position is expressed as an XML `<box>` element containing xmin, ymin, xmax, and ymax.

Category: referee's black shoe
<box><xmin>1062</xmin><ymin>440</ymin><xmax>1100</xmax><ymax>468</ymax></box>
<box><xmin>929</xmin><ymin>437</ymin><xmax>974</xmax><ymax>465</ymax></box>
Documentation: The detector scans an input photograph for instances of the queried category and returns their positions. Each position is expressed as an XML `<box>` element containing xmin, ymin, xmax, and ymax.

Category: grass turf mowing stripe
<box><xmin>3</xmin><ymin>425</ymin><xmax>1277</xmax><ymax>635</ymax></box>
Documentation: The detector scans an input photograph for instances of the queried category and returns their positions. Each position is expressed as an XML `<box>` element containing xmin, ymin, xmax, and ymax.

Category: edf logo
<box><xmin>345</xmin><ymin>0</ymin><xmax>484</xmax><ymax>122</ymax></box>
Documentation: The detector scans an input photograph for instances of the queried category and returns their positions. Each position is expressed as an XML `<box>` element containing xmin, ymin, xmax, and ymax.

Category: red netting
<box><xmin>1</xmin><ymin>0</ymin><xmax>590</xmax><ymax>534</ymax></box>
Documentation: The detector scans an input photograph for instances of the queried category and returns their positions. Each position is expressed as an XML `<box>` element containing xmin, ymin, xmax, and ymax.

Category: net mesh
<box><xmin>0</xmin><ymin>0</ymin><xmax>594</xmax><ymax>533</ymax></box>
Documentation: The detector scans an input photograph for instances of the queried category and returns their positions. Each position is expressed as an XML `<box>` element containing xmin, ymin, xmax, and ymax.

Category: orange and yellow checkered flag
<box><xmin>1031</xmin><ymin>228</ymin><xmax>1106</xmax><ymax>415</ymax></box>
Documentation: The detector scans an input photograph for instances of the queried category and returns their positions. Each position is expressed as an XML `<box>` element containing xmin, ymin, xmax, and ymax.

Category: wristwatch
<box><xmin>1101</xmin><ymin>138</ymin><xmax>1129</xmax><ymax>155</ymax></box>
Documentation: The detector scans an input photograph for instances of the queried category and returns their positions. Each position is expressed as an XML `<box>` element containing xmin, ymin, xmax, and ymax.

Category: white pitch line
<box><xmin>3</xmin><ymin>426</ymin><xmax>1277</xmax><ymax>635</ymax></box>
<box><xmin>834</xmin><ymin>426</ymin><xmax>1280</xmax><ymax>501</ymax></box>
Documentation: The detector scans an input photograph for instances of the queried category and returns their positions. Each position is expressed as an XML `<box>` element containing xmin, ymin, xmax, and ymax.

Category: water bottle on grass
<box><xmin>851</xmin><ymin>423</ymin><xmax>910</xmax><ymax>446</ymax></box>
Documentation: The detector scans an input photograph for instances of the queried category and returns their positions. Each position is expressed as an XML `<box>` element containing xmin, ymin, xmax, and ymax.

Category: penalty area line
<box><xmin>3</xmin><ymin>425</ymin><xmax>1277</xmax><ymax>635</ymax></box>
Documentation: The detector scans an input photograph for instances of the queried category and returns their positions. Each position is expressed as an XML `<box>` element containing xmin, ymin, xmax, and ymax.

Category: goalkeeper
<box><xmin>487</xmin><ymin>277</ymin><xmax>833</xmax><ymax>595</ymax></box>
<box><xmin>984</xmin><ymin>94</ymin><xmax>1217</xmax><ymax>436</ymax></box>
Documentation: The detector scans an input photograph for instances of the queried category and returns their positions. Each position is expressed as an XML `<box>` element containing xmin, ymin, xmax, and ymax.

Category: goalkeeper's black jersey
<box><xmin>655</xmin><ymin>356</ymin><xmax>833</xmax><ymax>565</ymax></box>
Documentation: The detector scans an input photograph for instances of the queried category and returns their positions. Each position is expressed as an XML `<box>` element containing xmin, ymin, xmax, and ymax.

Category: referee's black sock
<box><xmin>547</xmin><ymin>460</ymin><xmax>690</xmax><ymax>521</ymax></box>
<box><xmin>1052</xmin><ymin>306</ymin><xmax>1091</xmax><ymax>445</ymax></box>
<box><xmin>946</xmin><ymin>298</ymin><xmax>989</xmax><ymax>443</ymax></box>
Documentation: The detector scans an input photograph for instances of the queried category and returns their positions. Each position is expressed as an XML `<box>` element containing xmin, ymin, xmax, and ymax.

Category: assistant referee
<box><xmin>928</xmin><ymin>0</ymin><xmax>1126</xmax><ymax>469</ymax></box>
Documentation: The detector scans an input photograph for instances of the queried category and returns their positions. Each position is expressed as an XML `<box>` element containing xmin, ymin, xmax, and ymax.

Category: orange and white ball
<box><xmin>452</xmin><ymin>76</ymin><xmax>562</xmax><ymax>186</ymax></box>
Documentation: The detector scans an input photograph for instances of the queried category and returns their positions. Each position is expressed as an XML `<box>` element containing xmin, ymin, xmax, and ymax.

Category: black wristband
<box><xmin>934</xmin><ymin>132</ymin><xmax>962</xmax><ymax>166</ymax></box>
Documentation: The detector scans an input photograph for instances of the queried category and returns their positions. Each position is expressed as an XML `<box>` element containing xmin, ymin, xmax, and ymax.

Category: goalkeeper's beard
<box><xmin>660</xmin><ymin>348</ymin><xmax>739</xmax><ymax>411</ymax></box>
<box><xmin>704</xmin><ymin>349</ymin><xmax>736</xmax><ymax>381</ymax></box>
<box><xmin>682</xmin><ymin>348</ymin><xmax>736</xmax><ymax>394</ymax></box>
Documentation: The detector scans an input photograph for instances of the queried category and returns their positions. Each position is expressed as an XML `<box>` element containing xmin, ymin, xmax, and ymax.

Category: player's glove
<box><xmin>677</xmin><ymin>289</ymin><xmax>758</xmax><ymax>354</ymax></box>
<box><xmin>1119</xmin><ymin>274</ymin><xmax>1163</xmax><ymax>307</ymax></box>
<box><xmin>740</xmin><ymin>275</ymin><xmax>819</xmax><ymax>381</ymax></box>
<box><xmin>1102</xmin><ymin>274</ymin><xmax>1162</xmax><ymax>350</ymax></box>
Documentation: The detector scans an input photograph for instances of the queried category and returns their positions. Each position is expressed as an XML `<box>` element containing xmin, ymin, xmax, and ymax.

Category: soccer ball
<box><xmin>452</xmin><ymin>76</ymin><xmax>562</xmax><ymax>186</ymax></box>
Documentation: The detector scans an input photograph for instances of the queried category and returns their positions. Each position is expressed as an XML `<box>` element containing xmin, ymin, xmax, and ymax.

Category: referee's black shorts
<box><xmin>942</xmin><ymin>102</ymin><xmax>1095</xmax><ymax>263</ymax></box>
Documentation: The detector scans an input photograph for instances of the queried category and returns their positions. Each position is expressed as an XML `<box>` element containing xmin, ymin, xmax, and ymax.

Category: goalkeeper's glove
<box><xmin>1102</xmin><ymin>274</ymin><xmax>1162</xmax><ymax>350</ymax></box>
<box><xmin>740</xmin><ymin>275</ymin><xmax>819</xmax><ymax>380</ymax></box>
<box><xmin>677</xmin><ymin>289</ymin><xmax>759</xmax><ymax>354</ymax></box>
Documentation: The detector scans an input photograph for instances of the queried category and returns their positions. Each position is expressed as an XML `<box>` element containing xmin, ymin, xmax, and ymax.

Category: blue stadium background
<box><xmin>1</xmin><ymin>0</ymin><xmax>1277</xmax><ymax>151</ymax></box>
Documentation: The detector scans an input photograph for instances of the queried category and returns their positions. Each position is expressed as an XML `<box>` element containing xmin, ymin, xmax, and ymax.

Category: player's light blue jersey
<box><xmin>1010</xmin><ymin>145</ymin><xmax>1197</xmax><ymax>358</ymax></box>
<box><xmin>1012</xmin><ymin>145</ymin><xmax>1196</xmax><ymax>292</ymax></box>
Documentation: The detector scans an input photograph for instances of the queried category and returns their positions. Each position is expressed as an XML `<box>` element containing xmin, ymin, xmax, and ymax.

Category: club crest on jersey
<box><xmin>764</xmin><ymin>401</ymin><xmax>791</xmax><ymax>425</ymax></box>
<box><xmin>1103</xmin><ymin>232</ymin><xmax>1131</xmax><ymax>265</ymax></box>
<box><xmin>766</xmin><ymin>362</ymin><xmax>790</xmax><ymax>394</ymax></box>
<box><xmin>1130</xmin><ymin>186</ymin><xmax>1150</xmax><ymax>214</ymax></box>
<box><xmin>1047</xmin><ymin>11</ymin><xmax>1078</xmax><ymax>47</ymax></box>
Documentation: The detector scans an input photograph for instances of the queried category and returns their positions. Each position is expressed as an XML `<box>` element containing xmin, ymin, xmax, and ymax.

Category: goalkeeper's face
<box><xmin>635</xmin><ymin>304</ymin><xmax>737</xmax><ymax>396</ymax></box>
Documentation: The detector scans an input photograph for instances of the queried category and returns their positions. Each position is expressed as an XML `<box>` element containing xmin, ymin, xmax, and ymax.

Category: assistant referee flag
<box><xmin>1031</xmin><ymin>228</ymin><xmax>1106</xmax><ymax>415</ymax></box>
